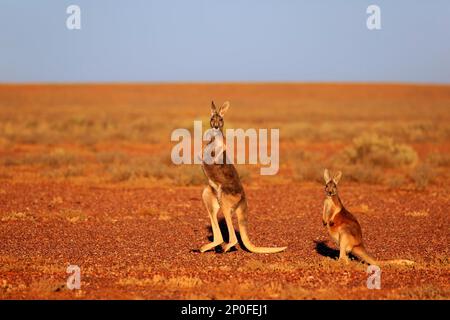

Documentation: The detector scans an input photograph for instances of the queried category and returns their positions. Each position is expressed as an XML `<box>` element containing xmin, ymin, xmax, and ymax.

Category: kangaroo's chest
<box><xmin>201</xmin><ymin>137</ymin><xmax>227</xmax><ymax>190</ymax></box>
<box><xmin>324</xmin><ymin>199</ymin><xmax>340</xmax><ymax>224</ymax></box>
<box><xmin>326</xmin><ymin>218</ymin><xmax>340</xmax><ymax>244</ymax></box>
<box><xmin>201</xmin><ymin>163</ymin><xmax>222</xmax><ymax>188</ymax></box>
<box><xmin>328</xmin><ymin>228</ymin><xmax>340</xmax><ymax>245</ymax></box>
<box><xmin>324</xmin><ymin>199</ymin><xmax>342</xmax><ymax>245</ymax></box>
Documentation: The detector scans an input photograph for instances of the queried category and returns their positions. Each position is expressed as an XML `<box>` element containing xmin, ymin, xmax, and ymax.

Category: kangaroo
<box><xmin>322</xmin><ymin>169</ymin><xmax>414</xmax><ymax>266</ymax></box>
<box><xmin>199</xmin><ymin>101</ymin><xmax>287</xmax><ymax>254</ymax></box>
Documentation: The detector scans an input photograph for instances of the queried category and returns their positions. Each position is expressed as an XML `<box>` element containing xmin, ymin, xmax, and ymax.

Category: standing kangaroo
<box><xmin>199</xmin><ymin>101</ymin><xmax>287</xmax><ymax>254</ymax></box>
<box><xmin>322</xmin><ymin>169</ymin><xmax>414</xmax><ymax>266</ymax></box>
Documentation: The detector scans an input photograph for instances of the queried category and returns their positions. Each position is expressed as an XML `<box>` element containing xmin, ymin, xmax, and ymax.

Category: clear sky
<box><xmin>1</xmin><ymin>0</ymin><xmax>449</xmax><ymax>83</ymax></box>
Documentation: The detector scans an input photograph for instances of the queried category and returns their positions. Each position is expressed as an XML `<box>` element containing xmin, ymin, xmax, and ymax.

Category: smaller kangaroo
<box><xmin>322</xmin><ymin>169</ymin><xmax>414</xmax><ymax>266</ymax></box>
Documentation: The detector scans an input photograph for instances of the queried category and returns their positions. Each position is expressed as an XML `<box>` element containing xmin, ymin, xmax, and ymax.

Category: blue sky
<box><xmin>1</xmin><ymin>0</ymin><xmax>449</xmax><ymax>83</ymax></box>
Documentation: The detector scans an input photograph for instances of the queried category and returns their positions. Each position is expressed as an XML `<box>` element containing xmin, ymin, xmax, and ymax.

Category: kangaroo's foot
<box><xmin>339</xmin><ymin>246</ymin><xmax>350</xmax><ymax>264</ymax></box>
<box><xmin>338</xmin><ymin>256</ymin><xmax>350</xmax><ymax>264</ymax></box>
<box><xmin>199</xmin><ymin>240</ymin><xmax>224</xmax><ymax>253</ymax></box>
<box><xmin>223</xmin><ymin>240</ymin><xmax>238</xmax><ymax>253</ymax></box>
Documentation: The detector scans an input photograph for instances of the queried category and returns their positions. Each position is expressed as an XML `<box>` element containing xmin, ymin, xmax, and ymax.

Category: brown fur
<box><xmin>322</xmin><ymin>169</ymin><xmax>414</xmax><ymax>266</ymax></box>
<box><xmin>199</xmin><ymin>101</ymin><xmax>287</xmax><ymax>254</ymax></box>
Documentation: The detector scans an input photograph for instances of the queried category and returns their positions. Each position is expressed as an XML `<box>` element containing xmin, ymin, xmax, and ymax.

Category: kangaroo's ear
<box><xmin>333</xmin><ymin>171</ymin><xmax>342</xmax><ymax>184</ymax></box>
<box><xmin>324</xmin><ymin>169</ymin><xmax>331</xmax><ymax>183</ymax></box>
<box><xmin>219</xmin><ymin>101</ymin><xmax>230</xmax><ymax>116</ymax></box>
<box><xmin>211</xmin><ymin>101</ymin><xmax>217</xmax><ymax>115</ymax></box>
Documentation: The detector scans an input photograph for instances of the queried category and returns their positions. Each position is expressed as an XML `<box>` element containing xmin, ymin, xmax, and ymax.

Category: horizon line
<box><xmin>0</xmin><ymin>81</ymin><xmax>449</xmax><ymax>87</ymax></box>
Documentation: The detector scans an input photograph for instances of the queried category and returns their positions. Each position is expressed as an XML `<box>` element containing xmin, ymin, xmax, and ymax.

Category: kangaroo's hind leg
<box><xmin>199</xmin><ymin>186</ymin><xmax>223</xmax><ymax>253</ymax></box>
<box><xmin>221</xmin><ymin>196</ymin><xmax>239</xmax><ymax>253</ymax></box>
<box><xmin>338</xmin><ymin>234</ymin><xmax>351</xmax><ymax>264</ymax></box>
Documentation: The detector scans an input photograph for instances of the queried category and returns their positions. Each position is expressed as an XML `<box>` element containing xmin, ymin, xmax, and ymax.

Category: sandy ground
<box><xmin>0</xmin><ymin>83</ymin><xmax>449</xmax><ymax>299</ymax></box>
<box><xmin>0</xmin><ymin>181</ymin><xmax>448</xmax><ymax>299</ymax></box>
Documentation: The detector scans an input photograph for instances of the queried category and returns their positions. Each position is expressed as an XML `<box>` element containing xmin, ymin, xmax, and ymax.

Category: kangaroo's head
<box><xmin>210</xmin><ymin>101</ymin><xmax>230</xmax><ymax>130</ymax></box>
<box><xmin>323</xmin><ymin>169</ymin><xmax>342</xmax><ymax>197</ymax></box>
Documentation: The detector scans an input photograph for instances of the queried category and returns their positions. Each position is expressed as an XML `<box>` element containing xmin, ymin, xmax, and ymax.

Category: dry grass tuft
<box><xmin>289</xmin><ymin>150</ymin><xmax>324</xmax><ymax>183</ymax></box>
<box><xmin>117</xmin><ymin>275</ymin><xmax>203</xmax><ymax>289</ymax></box>
<box><xmin>411</xmin><ymin>163</ymin><xmax>436</xmax><ymax>190</ymax></box>
<box><xmin>339</xmin><ymin>164</ymin><xmax>384</xmax><ymax>184</ymax></box>
<box><xmin>1</xmin><ymin>211</ymin><xmax>34</xmax><ymax>222</ymax></box>
<box><xmin>405</xmin><ymin>210</ymin><xmax>429</xmax><ymax>217</ymax></box>
<box><xmin>387</xmin><ymin>175</ymin><xmax>406</xmax><ymax>189</ymax></box>
<box><xmin>59</xmin><ymin>209</ymin><xmax>88</xmax><ymax>223</ymax></box>
<box><xmin>426</xmin><ymin>153</ymin><xmax>450</xmax><ymax>167</ymax></box>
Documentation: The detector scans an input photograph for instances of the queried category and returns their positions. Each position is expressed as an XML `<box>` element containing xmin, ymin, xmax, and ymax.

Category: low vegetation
<box><xmin>0</xmin><ymin>84</ymin><xmax>448</xmax><ymax>190</ymax></box>
<box><xmin>339</xmin><ymin>133</ymin><xmax>418</xmax><ymax>168</ymax></box>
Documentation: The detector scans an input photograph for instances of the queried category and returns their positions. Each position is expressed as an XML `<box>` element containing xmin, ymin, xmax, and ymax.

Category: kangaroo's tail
<box><xmin>352</xmin><ymin>245</ymin><xmax>414</xmax><ymax>266</ymax></box>
<box><xmin>351</xmin><ymin>245</ymin><xmax>379</xmax><ymax>265</ymax></box>
<box><xmin>235</xmin><ymin>200</ymin><xmax>287</xmax><ymax>254</ymax></box>
<box><xmin>382</xmin><ymin>259</ymin><xmax>415</xmax><ymax>266</ymax></box>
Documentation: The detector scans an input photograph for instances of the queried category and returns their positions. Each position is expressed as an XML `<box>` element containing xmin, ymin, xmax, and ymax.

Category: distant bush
<box><xmin>108</xmin><ymin>166</ymin><xmax>134</xmax><ymax>183</ymax></box>
<box><xmin>411</xmin><ymin>163</ymin><xmax>436</xmax><ymax>190</ymax></box>
<box><xmin>292</xmin><ymin>162</ymin><xmax>323</xmax><ymax>183</ymax></box>
<box><xmin>101</xmin><ymin>154</ymin><xmax>209</xmax><ymax>186</ymax></box>
<box><xmin>235</xmin><ymin>165</ymin><xmax>252</xmax><ymax>184</ymax></box>
<box><xmin>106</xmin><ymin>155</ymin><xmax>170</xmax><ymax>183</ymax></box>
<box><xmin>169</xmin><ymin>166</ymin><xmax>206</xmax><ymax>186</ymax></box>
<box><xmin>290</xmin><ymin>151</ymin><xmax>324</xmax><ymax>183</ymax></box>
<box><xmin>96</xmin><ymin>151</ymin><xmax>128</xmax><ymax>165</ymax></box>
<box><xmin>426</xmin><ymin>153</ymin><xmax>450</xmax><ymax>167</ymax></box>
<box><xmin>340</xmin><ymin>164</ymin><xmax>384</xmax><ymax>184</ymax></box>
<box><xmin>339</xmin><ymin>134</ymin><xmax>418</xmax><ymax>168</ymax></box>
<box><xmin>387</xmin><ymin>175</ymin><xmax>406</xmax><ymax>189</ymax></box>
<box><xmin>24</xmin><ymin>148</ymin><xmax>80</xmax><ymax>168</ymax></box>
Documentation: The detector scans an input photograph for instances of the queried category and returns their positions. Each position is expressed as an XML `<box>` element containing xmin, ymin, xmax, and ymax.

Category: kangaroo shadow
<box><xmin>314</xmin><ymin>240</ymin><xmax>340</xmax><ymax>260</ymax></box>
<box><xmin>192</xmin><ymin>217</ymin><xmax>248</xmax><ymax>253</ymax></box>
<box><xmin>314</xmin><ymin>240</ymin><xmax>358</xmax><ymax>261</ymax></box>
